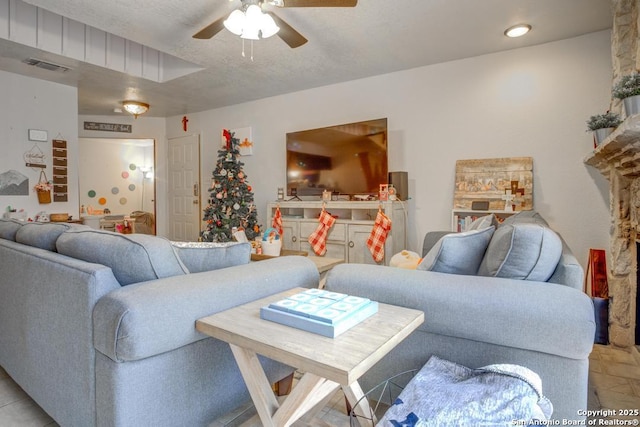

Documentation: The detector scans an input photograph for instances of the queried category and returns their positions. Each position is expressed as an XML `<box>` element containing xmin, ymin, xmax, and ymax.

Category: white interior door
<box><xmin>168</xmin><ymin>134</ymin><xmax>201</xmax><ymax>241</ymax></box>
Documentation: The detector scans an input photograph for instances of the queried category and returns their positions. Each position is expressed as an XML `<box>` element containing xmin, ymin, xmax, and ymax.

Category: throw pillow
<box><xmin>467</xmin><ymin>214</ymin><xmax>499</xmax><ymax>231</ymax></box>
<box><xmin>389</xmin><ymin>250</ymin><xmax>422</xmax><ymax>269</ymax></box>
<box><xmin>477</xmin><ymin>223</ymin><xmax>562</xmax><ymax>281</ymax></box>
<box><xmin>15</xmin><ymin>222</ymin><xmax>82</xmax><ymax>251</ymax></box>
<box><xmin>502</xmin><ymin>210</ymin><xmax>549</xmax><ymax>227</ymax></box>
<box><xmin>171</xmin><ymin>241</ymin><xmax>251</xmax><ymax>273</ymax></box>
<box><xmin>417</xmin><ymin>226</ymin><xmax>494</xmax><ymax>275</ymax></box>
<box><xmin>56</xmin><ymin>229</ymin><xmax>188</xmax><ymax>286</ymax></box>
<box><xmin>0</xmin><ymin>219</ymin><xmax>24</xmax><ymax>241</ymax></box>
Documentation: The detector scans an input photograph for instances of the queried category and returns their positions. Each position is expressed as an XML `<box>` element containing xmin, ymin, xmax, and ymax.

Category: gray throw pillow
<box><xmin>171</xmin><ymin>241</ymin><xmax>250</xmax><ymax>273</ymax></box>
<box><xmin>0</xmin><ymin>219</ymin><xmax>24</xmax><ymax>241</ymax></box>
<box><xmin>417</xmin><ymin>226</ymin><xmax>495</xmax><ymax>275</ymax></box>
<box><xmin>57</xmin><ymin>229</ymin><xmax>188</xmax><ymax>286</ymax></box>
<box><xmin>15</xmin><ymin>222</ymin><xmax>82</xmax><ymax>251</ymax></box>
<box><xmin>467</xmin><ymin>214</ymin><xmax>499</xmax><ymax>231</ymax></box>
<box><xmin>502</xmin><ymin>210</ymin><xmax>549</xmax><ymax>227</ymax></box>
<box><xmin>477</xmin><ymin>223</ymin><xmax>562</xmax><ymax>281</ymax></box>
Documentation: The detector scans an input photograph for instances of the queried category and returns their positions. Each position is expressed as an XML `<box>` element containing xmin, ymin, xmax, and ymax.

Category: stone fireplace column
<box><xmin>608</xmin><ymin>170</ymin><xmax>636</xmax><ymax>347</ymax></box>
<box><xmin>586</xmin><ymin>0</ymin><xmax>640</xmax><ymax>349</ymax></box>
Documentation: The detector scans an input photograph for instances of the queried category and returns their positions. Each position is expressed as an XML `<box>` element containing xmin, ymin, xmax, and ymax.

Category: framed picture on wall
<box><xmin>221</xmin><ymin>127</ymin><xmax>253</xmax><ymax>156</ymax></box>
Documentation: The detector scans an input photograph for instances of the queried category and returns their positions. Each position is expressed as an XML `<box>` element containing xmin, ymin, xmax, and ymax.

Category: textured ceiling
<box><xmin>4</xmin><ymin>0</ymin><xmax>613</xmax><ymax>118</ymax></box>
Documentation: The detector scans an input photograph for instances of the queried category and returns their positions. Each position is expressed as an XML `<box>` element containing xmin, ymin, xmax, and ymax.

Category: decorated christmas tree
<box><xmin>201</xmin><ymin>130</ymin><xmax>260</xmax><ymax>242</ymax></box>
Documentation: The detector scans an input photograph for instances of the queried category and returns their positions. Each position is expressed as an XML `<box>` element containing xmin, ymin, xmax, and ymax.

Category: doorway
<box><xmin>78</xmin><ymin>138</ymin><xmax>156</xmax><ymax>230</ymax></box>
<box><xmin>168</xmin><ymin>134</ymin><xmax>201</xmax><ymax>241</ymax></box>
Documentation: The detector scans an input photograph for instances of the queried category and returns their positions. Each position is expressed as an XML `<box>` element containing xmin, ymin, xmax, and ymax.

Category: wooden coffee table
<box><xmin>196</xmin><ymin>287</ymin><xmax>424</xmax><ymax>427</ymax></box>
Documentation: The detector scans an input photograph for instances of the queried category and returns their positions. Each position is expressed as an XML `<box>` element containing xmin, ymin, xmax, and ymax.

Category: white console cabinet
<box><xmin>267</xmin><ymin>201</ymin><xmax>407</xmax><ymax>265</ymax></box>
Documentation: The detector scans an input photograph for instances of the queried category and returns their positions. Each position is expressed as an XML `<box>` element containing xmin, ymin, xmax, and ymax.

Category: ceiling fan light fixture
<box><xmin>225</xmin><ymin>3</ymin><xmax>280</xmax><ymax>42</ymax></box>
<box><xmin>260</xmin><ymin>13</ymin><xmax>280</xmax><ymax>38</ymax></box>
<box><xmin>224</xmin><ymin>9</ymin><xmax>246</xmax><ymax>35</ymax></box>
<box><xmin>504</xmin><ymin>24</ymin><xmax>531</xmax><ymax>38</ymax></box>
<box><xmin>122</xmin><ymin>101</ymin><xmax>149</xmax><ymax>118</ymax></box>
<box><xmin>241</xmin><ymin>26</ymin><xmax>260</xmax><ymax>40</ymax></box>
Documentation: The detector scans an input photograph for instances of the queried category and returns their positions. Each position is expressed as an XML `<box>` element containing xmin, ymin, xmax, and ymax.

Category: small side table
<box><xmin>196</xmin><ymin>287</ymin><xmax>424</xmax><ymax>427</ymax></box>
<box><xmin>308</xmin><ymin>256</ymin><xmax>343</xmax><ymax>289</ymax></box>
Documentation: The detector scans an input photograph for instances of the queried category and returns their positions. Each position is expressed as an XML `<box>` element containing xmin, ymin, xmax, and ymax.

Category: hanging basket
<box><xmin>36</xmin><ymin>171</ymin><xmax>52</xmax><ymax>204</ymax></box>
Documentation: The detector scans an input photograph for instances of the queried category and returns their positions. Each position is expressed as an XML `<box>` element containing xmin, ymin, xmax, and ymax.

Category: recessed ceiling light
<box><xmin>504</xmin><ymin>24</ymin><xmax>532</xmax><ymax>38</ymax></box>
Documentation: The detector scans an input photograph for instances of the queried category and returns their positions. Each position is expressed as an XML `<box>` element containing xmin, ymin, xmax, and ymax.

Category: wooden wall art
<box><xmin>52</xmin><ymin>139</ymin><xmax>68</xmax><ymax>202</ymax></box>
<box><xmin>453</xmin><ymin>157</ymin><xmax>533</xmax><ymax>211</ymax></box>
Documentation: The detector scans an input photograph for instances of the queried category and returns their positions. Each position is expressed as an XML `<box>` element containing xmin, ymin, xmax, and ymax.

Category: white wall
<box><xmin>0</xmin><ymin>70</ymin><xmax>78</xmax><ymax>220</ymax></box>
<box><xmin>78</xmin><ymin>115</ymin><xmax>167</xmax><ymax>235</ymax></box>
<box><xmin>77</xmin><ymin>138</ymin><xmax>154</xmax><ymax>215</ymax></box>
<box><xmin>166</xmin><ymin>30</ymin><xmax>612</xmax><ymax>268</ymax></box>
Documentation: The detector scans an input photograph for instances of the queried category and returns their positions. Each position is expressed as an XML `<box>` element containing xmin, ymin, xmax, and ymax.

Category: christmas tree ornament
<box><xmin>234</xmin><ymin>203</ymin><xmax>240</xmax><ymax>210</ymax></box>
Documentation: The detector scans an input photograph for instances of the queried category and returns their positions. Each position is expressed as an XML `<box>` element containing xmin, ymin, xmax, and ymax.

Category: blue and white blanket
<box><xmin>376</xmin><ymin>356</ymin><xmax>553</xmax><ymax>427</ymax></box>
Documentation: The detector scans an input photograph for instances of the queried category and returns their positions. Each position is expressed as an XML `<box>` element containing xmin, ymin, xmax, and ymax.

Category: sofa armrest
<box><xmin>422</xmin><ymin>231</ymin><xmax>454</xmax><ymax>257</ymax></box>
<box><xmin>93</xmin><ymin>256</ymin><xmax>319</xmax><ymax>362</ymax></box>
<box><xmin>171</xmin><ymin>241</ymin><xmax>251</xmax><ymax>273</ymax></box>
<box><xmin>324</xmin><ymin>264</ymin><xmax>595</xmax><ymax>360</ymax></box>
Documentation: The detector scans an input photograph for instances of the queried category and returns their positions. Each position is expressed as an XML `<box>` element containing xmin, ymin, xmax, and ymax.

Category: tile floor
<box><xmin>1</xmin><ymin>344</ymin><xmax>640</xmax><ymax>426</ymax></box>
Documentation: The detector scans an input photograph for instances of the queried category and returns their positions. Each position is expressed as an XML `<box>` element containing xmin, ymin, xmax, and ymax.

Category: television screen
<box><xmin>286</xmin><ymin>118</ymin><xmax>388</xmax><ymax>197</ymax></box>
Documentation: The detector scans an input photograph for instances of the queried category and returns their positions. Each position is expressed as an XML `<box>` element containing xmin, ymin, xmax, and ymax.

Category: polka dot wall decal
<box><xmin>88</xmin><ymin>190</ymin><xmax>96</xmax><ymax>198</ymax></box>
<box><xmin>98</xmin><ymin>197</ymin><xmax>107</xmax><ymax>205</ymax></box>
<box><xmin>111</xmin><ymin>187</ymin><xmax>119</xmax><ymax>194</ymax></box>
<box><xmin>119</xmin><ymin>197</ymin><xmax>127</xmax><ymax>205</ymax></box>
<box><xmin>121</xmin><ymin>171</ymin><xmax>129</xmax><ymax>179</ymax></box>
<box><xmin>128</xmin><ymin>184</ymin><xmax>136</xmax><ymax>191</ymax></box>
<box><xmin>129</xmin><ymin>163</ymin><xmax>137</xmax><ymax>171</ymax></box>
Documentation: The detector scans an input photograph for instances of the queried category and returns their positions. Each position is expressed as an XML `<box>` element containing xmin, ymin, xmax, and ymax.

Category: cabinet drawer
<box><xmin>300</xmin><ymin>222</ymin><xmax>346</xmax><ymax>241</ymax></box>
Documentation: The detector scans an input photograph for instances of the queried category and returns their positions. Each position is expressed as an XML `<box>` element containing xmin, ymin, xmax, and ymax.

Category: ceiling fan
<box><xmin>193</xmin><ymin>0</ymin><xmax>358</xmax><ymax>49</ymax></box>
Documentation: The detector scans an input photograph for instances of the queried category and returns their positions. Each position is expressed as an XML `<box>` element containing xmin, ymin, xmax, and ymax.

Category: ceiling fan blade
<box><xmin>276</xmin><ymin>0</ymin><xmax>357</xmax><ymax>6</ymax></box>
<box><xmin>270</xmin><ymin>13</ymin><xmax>308</xmax><ymax>48</ymax></box>
<box><xmin>193</xmin><ymin>16</ymin><xmax>226</xmax><ymax>39</ymax></box>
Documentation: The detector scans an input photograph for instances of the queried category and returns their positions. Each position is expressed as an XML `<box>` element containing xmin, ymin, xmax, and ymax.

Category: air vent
<box><xmin>22</xmin><ymin>58</ymin><xmax>70</xmax><ymax>73</ymax></box>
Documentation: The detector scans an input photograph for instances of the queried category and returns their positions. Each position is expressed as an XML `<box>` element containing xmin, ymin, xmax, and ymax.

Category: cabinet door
<box><xmin>299</xmin><ymin>222</ymin><xmax>346</xmax><ymax>243</ymax></box>
<box><xmin>281</xmin><ymin>220</ymin><xmax>300</xmax><ymax>251</ymax></box>
<box><xmin>300</xmin><ymin>241</ymin><xmax>346</xmax><ymax>259</ymax></box>
<box><xmin>348</xmin><ymin>224</ymin><xmax>381</xmax><ymax>265</ymax></box>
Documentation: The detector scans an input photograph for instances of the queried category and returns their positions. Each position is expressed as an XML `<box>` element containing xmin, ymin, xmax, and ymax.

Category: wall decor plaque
<box><xmin>454</xmin><ymin>157</ymin><xmax>533</xmax><ymax>211</ymax></box>
<box><xmin>83</xmin><ymin>122</ymin><xmax>132</xmax><ymax>133</ymax></box>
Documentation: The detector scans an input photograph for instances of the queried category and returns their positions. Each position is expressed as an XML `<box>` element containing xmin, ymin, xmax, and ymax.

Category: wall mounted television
<box><xmin>286</xmin><ymin>118</ymin><xmax>388</xmax><ymax>197</ymax></box>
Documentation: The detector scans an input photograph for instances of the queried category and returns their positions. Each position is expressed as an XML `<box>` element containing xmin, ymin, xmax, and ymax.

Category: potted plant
<box><xmin>613</xmin><ymin>71</ymin><xmax>640</xmax><ymax>116</ymax></box>
<box><xmin>586</xmin><ymin>111</ymin><xmax>622</xmax><ymax>147</ymax></box>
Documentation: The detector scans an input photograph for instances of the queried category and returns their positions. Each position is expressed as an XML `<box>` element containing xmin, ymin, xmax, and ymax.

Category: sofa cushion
<box><xmin>0</xmin><ymin>219</ymin><xmax>24</xmax><ymax>241</ymax></box>
<box><xmin>15</xmin><ymin>222</ymin><xmax>83</xmax><ymax>251</ymax></box>
<box><xmin>56</xmin><ymin>229</ymin><xmax>188</xmax><ymax>286</ymax></box>
<box><xmin>417</xmin><ymin>226</ymin><xmax>495</xmax><ymax>275</ymax></box>
<box><xmin>170</xmin><ymin>241</ymin><xmax>251</xmax><ymax>273</ymax></box>
<box><xmin>478</xmin><ymin>223</ymin><xmax>562</xmax><ymax>281</ymax></box>
<box><xmin>467</xmin><ymin>214</ymin><xmax>499</xmax><ymax>231</ymax></box>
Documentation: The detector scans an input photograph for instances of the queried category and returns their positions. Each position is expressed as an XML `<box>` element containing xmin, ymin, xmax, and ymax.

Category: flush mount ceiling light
<box><xmin>122</xmin><ymin>101</ymin><xmax>149</xmax><ymax>118</ymax></box>
<box><xmin>504</xmin><ymin>24</ymin><xmax>532</xmax><ymax>38</ymax></box>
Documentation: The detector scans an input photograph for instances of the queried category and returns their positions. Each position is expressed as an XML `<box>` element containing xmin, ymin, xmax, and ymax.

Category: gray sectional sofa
<box><xmin>324</xmin><ymin>211</ymin><xmax>596</xmax><ymax>422</ymax></box>
<box><xmin>0</xmin><ymin>220</ymin><xmax>319</xmax><ymax>427</ymax></box>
